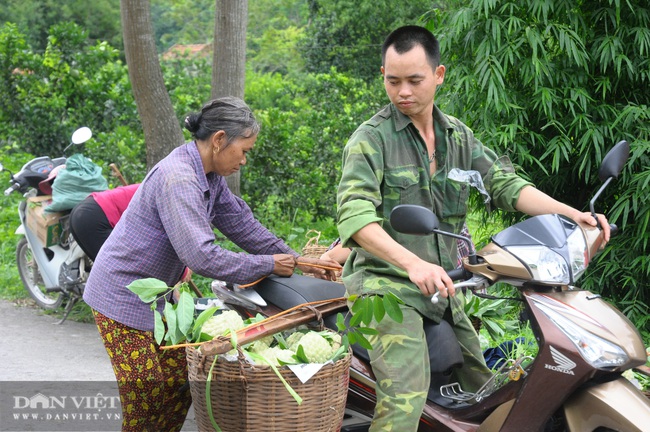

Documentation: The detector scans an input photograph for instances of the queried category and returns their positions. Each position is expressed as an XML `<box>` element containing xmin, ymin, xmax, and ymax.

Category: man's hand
<box><xmin>297</xmin><ymin>256</ymin><xmax>342</xmax><ymax>281</ymax></box>
<box><xmin>406</xmin><ymin>259</ymin><xmax>456</xmax><ymax>298</ymax></box>
<box><xmin>272</xmin><ymin>254</ymin><xmax>297</xmax><ymax>277</ymax></box>
<box><xmin>574</xmin><ymin>211</ymin><xmax>611</xmax><ymax>243</ymax></box>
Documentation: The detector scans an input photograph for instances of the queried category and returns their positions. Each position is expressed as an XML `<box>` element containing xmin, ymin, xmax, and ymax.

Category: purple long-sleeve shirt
<box><xmin>83</xmin><ymin>141</ymin><xmax>297</xmax><ymax>331</ymax></box>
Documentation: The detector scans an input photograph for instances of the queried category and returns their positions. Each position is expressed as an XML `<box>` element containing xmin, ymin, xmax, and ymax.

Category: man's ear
<box><xmin>435</xmin><ymin>65</ymin><xmax>446</xmax><ymax>85</ymax></box>
<box><xmin>380</xmin><ymin>66</ymin><xmax>385</xmax><ymax>77</ymax></box>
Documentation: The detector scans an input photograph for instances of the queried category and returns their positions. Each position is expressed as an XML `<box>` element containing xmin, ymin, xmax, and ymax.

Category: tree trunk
<box><xmin>212</xmin><ymin>0</ymin><xmax>248</xmax><ymax>195</ymax></box>
<box><xmin>120</xmin><ymin>0</ymin><xmax>184</xmax><ymax>171</ymax></box>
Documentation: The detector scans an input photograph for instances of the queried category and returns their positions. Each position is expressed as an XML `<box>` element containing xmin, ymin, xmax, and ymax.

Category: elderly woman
<box><xmin>83</xmin><ymin>96</ymin><xmax>339</xmax><ymax>431</ymax></box>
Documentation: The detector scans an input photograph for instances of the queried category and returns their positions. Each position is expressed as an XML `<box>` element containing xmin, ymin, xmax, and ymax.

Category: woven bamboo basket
<box><xmin>301</xmin><ymin>230</ymin><xmax>344</xmax><ymax>283</ymax></box>
<box><xmin>186</xmin><ymin>346</ymin><xmax>351</xmax><ymax>432</ymax></box>
<box><xmin>301</xmin><ymin>229</ymin><xmax>329</xmax><ymax>259</ymax></box>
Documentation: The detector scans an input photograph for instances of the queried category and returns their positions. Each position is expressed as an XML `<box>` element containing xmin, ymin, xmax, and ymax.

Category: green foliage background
<box><xmin>0</xmin><ymin>0</ymin><xmax>647</xmax><ymax>341</ymax></box>
<box><xmin>429</xmin><ymin>0</ymin><xmax>650</xmax><ymax>335</ymax></box>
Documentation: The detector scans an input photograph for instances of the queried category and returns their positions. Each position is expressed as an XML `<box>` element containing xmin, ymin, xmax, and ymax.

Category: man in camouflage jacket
<box><xmin>336</xmin><ymin>25</ymin><xmax>610</xmax><ymax>431</ymax></box>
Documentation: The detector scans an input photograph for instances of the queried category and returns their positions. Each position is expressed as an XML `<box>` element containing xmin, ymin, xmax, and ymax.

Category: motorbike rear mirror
<box><xmin>390</xmin><ymin>204</ymin><xmax>440</xmax><ymax>234</ymax></box>
<box><xmin>71</xmin><ymin>127</ymin><xmax>92</xmax><ymax>145</ymax></box>
<box><xmin>390</xmin><ymin>204</ymin><xmax>478</xmax><ymax>265</ymax></box>
<box><xmin>598</xmin><ymin>140</ymin><xmax>629</xmax><ymax>182</ymax></box>
<box><xmin>589</xmin><ymin>140</ymin><xmax>630</xmax><ymax>224</ymax></box>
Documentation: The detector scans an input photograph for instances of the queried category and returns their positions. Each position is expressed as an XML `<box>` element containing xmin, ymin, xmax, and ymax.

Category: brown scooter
<box><xmin>212</xmin><ymin>139</ymin><xmax>650</xmax><ymax>431</ymax></box>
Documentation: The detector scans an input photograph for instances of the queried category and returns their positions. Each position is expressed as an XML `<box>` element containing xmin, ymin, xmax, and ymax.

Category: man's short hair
<box><xmin>381</xmin><ymin>25</ymin><xmax>440</xmax><ymax>70</ymax></box>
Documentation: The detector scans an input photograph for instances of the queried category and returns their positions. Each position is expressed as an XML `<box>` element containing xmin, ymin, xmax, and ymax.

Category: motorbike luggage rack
<box><xmin>439</xmin><ymin>356</ymin><xmax>533</xmax><ymax>403</ymax></box>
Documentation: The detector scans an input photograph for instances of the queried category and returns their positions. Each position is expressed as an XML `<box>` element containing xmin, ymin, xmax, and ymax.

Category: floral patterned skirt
<box><xmin>92</xmin><ymin>309</ymin><xmax>192</xmax><ymax>431</ymax></box>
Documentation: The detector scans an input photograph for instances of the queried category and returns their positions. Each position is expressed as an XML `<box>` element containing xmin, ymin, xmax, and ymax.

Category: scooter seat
<box><xmin>256</xmin><ymin>275</ymin><xmax>464</xmax><ymax>377</ymax></box>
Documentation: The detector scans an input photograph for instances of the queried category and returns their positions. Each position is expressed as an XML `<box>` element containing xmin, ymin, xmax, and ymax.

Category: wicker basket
<box><xmin>301</xmin><ymin>230</ymin><xmax>344</xmax><ymax>283</ymax></box>
<box><xmin>187</xmin><ymin>346</ymin><xmax>351</xmax><ymax>432</ymax></box>
<box><xmin>301</xmin><ymin>229</ymin><xmax>329</xmax><ymax>259</ymax></box>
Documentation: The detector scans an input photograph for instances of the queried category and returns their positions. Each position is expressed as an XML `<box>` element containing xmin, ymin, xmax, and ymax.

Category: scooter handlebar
<box><xmin>447</xmin><ymin>268</ymin><xmax>471</xmax><ymax>281</ymax></box>
<box><xmin>4</xmin><ymin>183</ymin><xmax>19</xmax><ymax>196</ymax></box>
<box><xmin>430</xmin><ymin>268</ymin><xmax>473</xmax><ymax>304</ymax></box>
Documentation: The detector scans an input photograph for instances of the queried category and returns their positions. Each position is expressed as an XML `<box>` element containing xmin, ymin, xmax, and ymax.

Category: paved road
<box><xmin>0</xmin><ymin>299</ymin><xmax>197</xmax><ymax>431</ymax></box>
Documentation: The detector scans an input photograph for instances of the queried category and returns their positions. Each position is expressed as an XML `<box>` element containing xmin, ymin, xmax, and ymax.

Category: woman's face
<box><xmin>212</xmin><ymin>133</ymin><xmax>257</xmax><ymax>176</ymax></box>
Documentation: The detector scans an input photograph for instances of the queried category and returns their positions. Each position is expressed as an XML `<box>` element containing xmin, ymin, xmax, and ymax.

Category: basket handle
<box><xmin>304</xmin><ymin>304</ymin><xmax>325</xmax><ymax>331</ymax></box>
<box><xmin>303</xmin><ymin>229</ymin><xmax>322</xmax><ymax>248</ymax></box>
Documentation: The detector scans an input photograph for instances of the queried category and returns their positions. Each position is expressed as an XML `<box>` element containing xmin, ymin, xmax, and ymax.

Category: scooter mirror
<box><xmin>71</xmin><ymin>127</ymin><xmax>92</xmax><ymax>145</ymax></box>
<box><xmin>390</xmin><ymin>204</ymin><xmax>440</xmax><ymax>235</ymax></box>
<box><xmin>598</xmin><ymin>140</ymin><xmax>629</xmax><ymax>182</ymax></box>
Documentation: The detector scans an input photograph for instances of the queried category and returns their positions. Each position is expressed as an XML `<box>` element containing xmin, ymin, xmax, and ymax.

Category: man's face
<box><xmin>381</xmin><ymin>45</ymin><xmax>445</xmax><ymax>119</ymax></box>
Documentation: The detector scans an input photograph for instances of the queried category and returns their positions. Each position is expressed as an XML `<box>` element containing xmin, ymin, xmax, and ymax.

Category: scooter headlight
<box><xmin>535</xmin><ymin>299</ymin><xmax>628</xmax><ymax>369</ymax></box>
<box><xmin>566</xmin><ymin>228</ymin><xmax>588</xmax><ymax>281</ymax></box>
<box><xmin>506</xmin><ymin>245</ymin><xmax>570</xmax><ymax>284</ymax></box>
<box><xmin>505</xmin><ymin>227</ymin><xmax>588</xmax><ymax>285</ymax></box>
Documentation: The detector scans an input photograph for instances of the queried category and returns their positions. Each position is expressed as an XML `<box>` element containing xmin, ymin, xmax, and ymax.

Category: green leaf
<box><xmin>153</xmin><ymin>310</ymin><xmax>165</xmax><ymax>345</ymax></box>
<box><xmin>361</xmin><ymin>297</ymin><xmax>374</xmax><ymax>326</ymax></box>
<box><xmin>275</xmin><ymin>333</ymin><xmax>289</xmax><ymax>350</ymax></box>
<box><xmin>349</xmin><ymin>309</ymin><xmax>363</xmax><ymax>327</ymax></box>
<box><xmin>229</xmin><ymin>331</ymin><xmax>238</xmax><ymax>350</ymax></box>
<box><xmin>247</xmin><ymin>351</ymin><xmax>302</xmax><ymax>405</ymax></box>
<box><xmin>373</xmin><ymin>295</ymin><xmax>385</xmax><ymax>322</ymax></box>
<box><xmin>205</xmin><ymin>354</ymin><xmax>223</xmax><ymax>432</ymax></box>
<box><xmin>335</xmin><ymin>313</ymin><xmax>347</xmax><ymax>332</ymax></box>
<box><xmin>356</xmin><ymin>326</ymin><xmax>378</xmax><ymax>336</ymax></box>
<box><xmin>330</xmin><ymin>345</ymin><xmax>348</xmax><ymax>363</ymax></box>
<box><xmin>176</xmin><ymin>291</ymin><xmax>195</xmax><ymax>337</ymax></box>
<box><xmin>383</xmin><ymin>294</ymin><xmax>403</xmax><ymax>323</ymax></box>
<box><xmin>294</xmin><ymin>344</ymin><xmax>310</xmax><ymax>363</ymax></box>
<box><xmin>126</xmin><ymin>278</ymin><xmax>171</xmax><ymax>303</ymax></box>
<box><xmin>351</xmin><ymin>296</ymin><xmax>364</xmax><ymax>314</ymax></box>
<box><xmin>164</xmin><ymin>301</ymin><xmax>179</xmax><ymax>345</ymax></box>
<box><xmin>197</xmin><ymin>332</ymin><xmax>214</xmax><ymax>342</ymax></box>
<box><xmin>191</xmin><ymin>307</ymin><xmax>219</xmax><ymax>342</ymax></box>
<box><xmin>350</xmin><ymin>329</ymin><xmax>373</xmax><ymax>350</ymax></box>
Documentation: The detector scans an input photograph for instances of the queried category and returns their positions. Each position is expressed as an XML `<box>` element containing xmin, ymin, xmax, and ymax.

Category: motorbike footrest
<box><xmin>439</xmin><ymin>383</ymin><xmax>477</xmax><ymax>402</ymax></box>
<box><xmin>440</xmin><ymin>356</ymin><xmax>533</xmax><ymax>403</ymax></box>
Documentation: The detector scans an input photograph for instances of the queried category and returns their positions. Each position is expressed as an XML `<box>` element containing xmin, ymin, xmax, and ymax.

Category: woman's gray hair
<box><xmin>184</xmin><ymin>96</ymin><xmax>261</xmax><ymax>146</ymax></box>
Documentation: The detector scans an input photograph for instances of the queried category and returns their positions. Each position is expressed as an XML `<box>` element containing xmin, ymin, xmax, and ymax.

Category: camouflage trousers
<box><xmin>365</xmin><ymin>302</ymin><xmax>491</xmax><ymax>432</ymax></box>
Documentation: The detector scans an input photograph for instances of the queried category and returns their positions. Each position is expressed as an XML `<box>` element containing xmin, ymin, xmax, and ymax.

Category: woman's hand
<box><xmin>272</xmin><ymin>254</ymin><xmax>297</xmax><ymax>277</ymax></box>
<box><xmin>297</xmin><ymin>256</ymin><xmax>342</xmax><ymax>281</ymax></box>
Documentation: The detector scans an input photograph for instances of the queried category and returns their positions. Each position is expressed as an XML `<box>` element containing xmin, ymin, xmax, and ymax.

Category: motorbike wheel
<box><xmin>16</xmin><ymin>237</ymin><xmax>64</xmax><ymax>309</ymax></box>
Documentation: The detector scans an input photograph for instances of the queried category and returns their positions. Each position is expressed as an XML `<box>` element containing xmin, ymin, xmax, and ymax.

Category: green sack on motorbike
<box><xmin>45</xmin><ymin>153</ymin><xmax>108</xmax><ymax>213</ymax></box>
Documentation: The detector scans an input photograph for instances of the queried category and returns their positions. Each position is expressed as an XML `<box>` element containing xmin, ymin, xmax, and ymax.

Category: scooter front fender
<box><xmin>563</xmin><ymin>376</ymin><xmax>650</xmax><ymax>431</ymax></box>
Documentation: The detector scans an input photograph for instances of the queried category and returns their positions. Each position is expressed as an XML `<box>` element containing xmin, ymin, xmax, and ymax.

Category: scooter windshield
<box><xmin>491</xmin><ymin>214</ymin><xmax>588</xmax><ymax>285</ymax></box>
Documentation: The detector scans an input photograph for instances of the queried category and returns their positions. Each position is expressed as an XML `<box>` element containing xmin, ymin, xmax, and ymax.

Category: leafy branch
<box><xmin>334</xmin><ymin>292</ymin><xmax>404</xmax><ymax>350</ymax></box>
<box><xmin>126</xmin><ymin>278</ymin><xmax>218</xmax><ymax>345</ymax></box>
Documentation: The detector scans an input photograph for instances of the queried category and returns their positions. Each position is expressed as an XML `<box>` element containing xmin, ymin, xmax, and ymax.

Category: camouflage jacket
<box><xmin>336</xmin><ymin>103</ymin><xmax>532</xmax><ymax>323</ymax></box>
